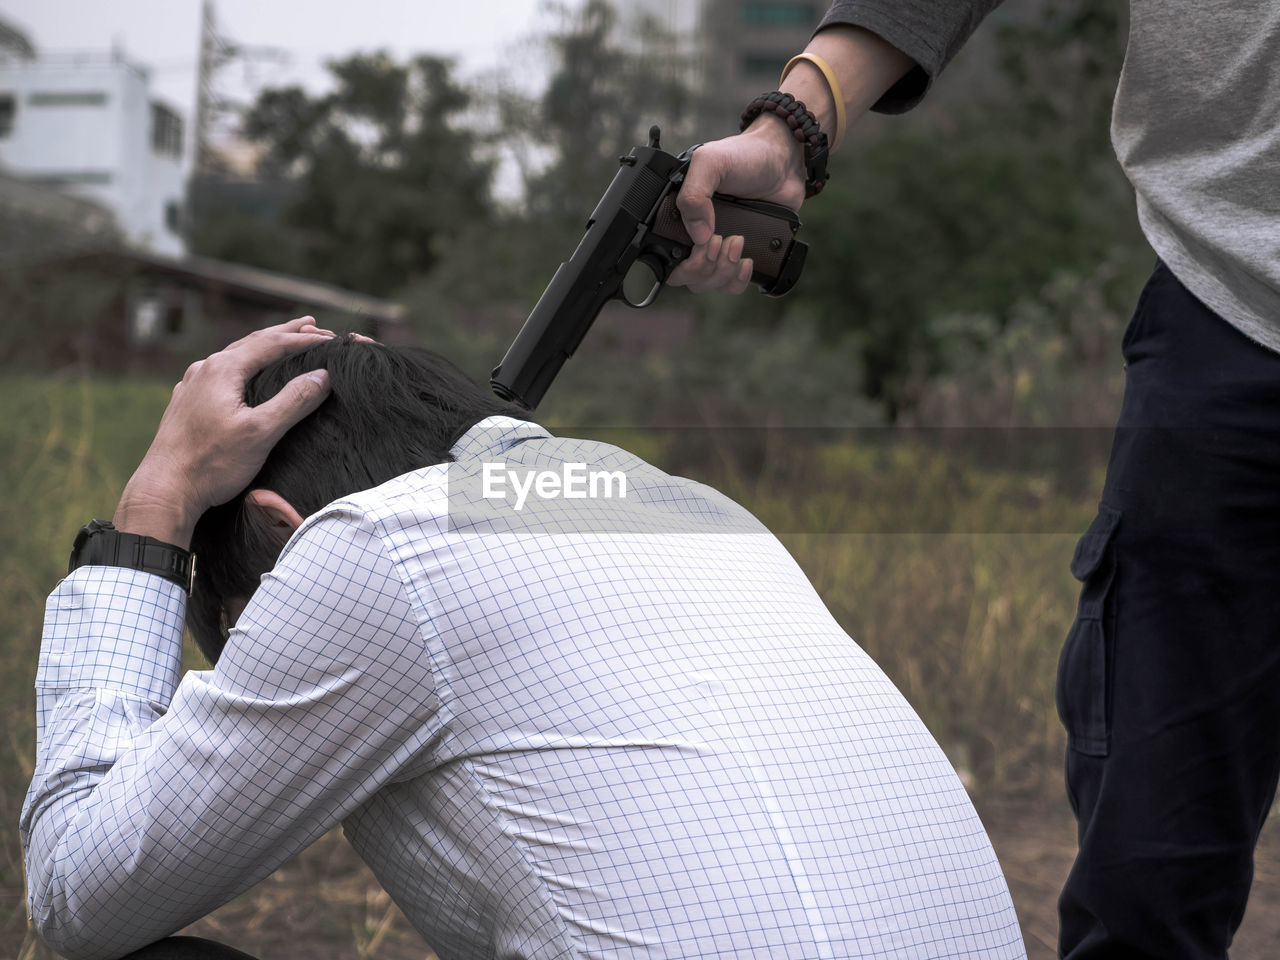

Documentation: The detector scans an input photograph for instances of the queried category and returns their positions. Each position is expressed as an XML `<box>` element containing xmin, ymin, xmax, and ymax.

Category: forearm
<box><xmin>21</xmin><ymin>512</ymin><xmax>436</xmax><ymax>957</ymax></box>
<box><xmin>817</xmin><ymin>0</ymin><xmax>1008</xmax><ymax>114</ymax></box>
<box><xmin>114</xmin><ymin>469</ymin><xmax>201</xmax><ymax>549</ymax></box>
<box><xmin>779</xmin><ymin>25</ymin><xmax>916</xmax><ymax>150</ymax></box>
<box><xmin>20</xmin><ymin>569</ymin><xmax>188</xmax><ymax>958</ymax></box>
<box><xmin>669</xmin><ymin>0</ymin><xmax>1003</xmax><ymax>293</ymax></box>
<box><xmin>732</xmin><ymin>25</ymin><xmax>914</xmax><ymax>207</ymax></box>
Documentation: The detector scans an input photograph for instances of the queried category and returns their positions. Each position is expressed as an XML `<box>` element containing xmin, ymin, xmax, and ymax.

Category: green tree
<box><xmin>496</xmin><ymin>0</ymin><xmax>703</xmax><ymax>225</ymax></box>
<box><xmin>191</xmin><ymin>53</ymin><xmax>494</xmax><ymax>297</ymax></box>
<box><xmin>775</xmin><ymin>0</ymin><xmax>1142</xmax><ymax>419</ymax></box>
<box><xmin>399</xmin><ymin>0</ymin><xmax>710</xmax><ymax>387</ymax></box>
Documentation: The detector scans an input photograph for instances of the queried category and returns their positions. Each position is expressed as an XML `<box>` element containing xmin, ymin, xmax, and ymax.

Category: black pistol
<box><xmin>490</xmin><ymin>125</ymin><xmax>808</xmax><ymax>410</ymax></box>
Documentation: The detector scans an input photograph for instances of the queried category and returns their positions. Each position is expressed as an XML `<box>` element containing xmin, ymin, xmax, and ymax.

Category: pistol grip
<box><xmin>651</xmin><ymin>193</ymin><xmax>807</xmax><ymax>296</ymax></box>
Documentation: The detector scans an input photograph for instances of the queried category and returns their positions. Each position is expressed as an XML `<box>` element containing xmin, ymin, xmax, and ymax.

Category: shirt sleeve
<box><xmin>20</xmin><ymin>507</ymin><xmax>440</xmax><ymax>960</ymax></box>
<box><xmin>818</xmin><ymin>0</ymin><xmax>1007</xmax><ymax>113</ymax></box>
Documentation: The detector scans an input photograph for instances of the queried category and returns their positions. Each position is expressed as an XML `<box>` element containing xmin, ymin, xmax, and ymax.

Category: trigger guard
<box><xmin>621</xmin><ymin>257</ymin><xmax>665</xmax><ymax>308</ymax></box>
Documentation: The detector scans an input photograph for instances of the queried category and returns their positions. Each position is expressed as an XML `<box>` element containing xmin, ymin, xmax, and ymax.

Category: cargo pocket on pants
<box><xmin>1056</xmin><ymin>504</ymin><xmax>1121</xmax><ymax>758</ymax></box>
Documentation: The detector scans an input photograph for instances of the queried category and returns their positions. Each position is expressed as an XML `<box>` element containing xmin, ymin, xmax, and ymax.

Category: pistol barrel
<box><xmin>491</xmin><ymin>258</ymin><xmax>606</xmax><ymax>409</ymax></box>
<box><xmin>490</xmin><ymin>146</ymin><xmax>678</xmax><ymax>409</ymax></box>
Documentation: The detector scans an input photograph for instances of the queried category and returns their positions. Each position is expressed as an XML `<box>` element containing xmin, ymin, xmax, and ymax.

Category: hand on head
<box><xmin>115</xmin><ymin>317</ymin><xmax>338</xmax><ymax>549</ymax></box>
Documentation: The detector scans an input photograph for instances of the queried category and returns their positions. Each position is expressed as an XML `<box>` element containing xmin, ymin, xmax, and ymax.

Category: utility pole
<box><xmin>185</xmin><ymin>0</ymin><xmax>289</xmax><ymax>249</ymax></box>
<box><xmin>192</xmin><ymin>0</ymin><xmax>288</xmax><ymax>177</ymax></box>
<box><xmin>192</xmin><ymin>0</ymin><xmax>224</xmax><ymax>177</ymax></box>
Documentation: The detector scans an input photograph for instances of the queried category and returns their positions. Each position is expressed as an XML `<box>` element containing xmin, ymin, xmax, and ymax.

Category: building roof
<box><xmin>89</xmin><ymin>248</ymin><xmax>408</xmax><ymax>326</ymax></box>
<box><xmin>3</xmin><ymin>166</ymin><xmax>404</xmax><ymax>325</ymax></box>
<box><xmin>0</xmin><ymin>167</ymin><xmax>120</xmax><ymax>260</ymax></box>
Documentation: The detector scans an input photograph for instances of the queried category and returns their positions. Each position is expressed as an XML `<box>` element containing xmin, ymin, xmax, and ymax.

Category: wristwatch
<box><xmin>68</xmin><ymin>519</ymin><xmax>196</xmax><ymax>593</ymax></box>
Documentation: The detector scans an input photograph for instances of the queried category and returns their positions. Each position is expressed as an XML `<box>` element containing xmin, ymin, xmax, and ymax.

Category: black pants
<box><xmin>1057</xmin><ymin>262</ymin><xmax>1280</xmax><ymax>958</ymax></box>
<box><xmin>119</xmin><ymin>937</ymin><xmax>259</xmax><ymax>959</ymax></box>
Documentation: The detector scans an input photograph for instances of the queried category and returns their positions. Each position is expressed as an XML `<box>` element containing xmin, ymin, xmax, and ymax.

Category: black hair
<box><xmin>187</xmin><ymin>336</ymin><xmax>527</xmax><ymax>664</ymax></box>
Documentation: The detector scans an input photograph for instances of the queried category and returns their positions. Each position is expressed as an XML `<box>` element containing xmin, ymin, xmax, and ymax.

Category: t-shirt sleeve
<box><xmin>817</xmin><ymin>0</ymin><xmax>1008</xmax><ymax>113</ymax></box>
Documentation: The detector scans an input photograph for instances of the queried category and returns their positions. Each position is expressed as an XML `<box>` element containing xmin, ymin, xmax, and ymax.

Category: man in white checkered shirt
<box><xmin>21</xmin><ymin>320</ymin><xmax>1025</xmax><ymax>959</ymax></box>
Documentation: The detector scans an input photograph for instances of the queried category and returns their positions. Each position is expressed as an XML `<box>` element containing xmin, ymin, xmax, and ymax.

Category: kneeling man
<box><xmin>21</xmin><ymin>319</ymin><xmax>1026</xmax><ymax>959</ymax></box>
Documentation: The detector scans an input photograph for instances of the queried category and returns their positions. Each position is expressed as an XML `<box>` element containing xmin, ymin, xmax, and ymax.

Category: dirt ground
<box><xmin>978</xmin><ymin>796</ymin><xmax>1280</xmax><ymax>960</ymax></box>
<box><xmin>176</xmin><ymin>797</ymin><xmax>1280</xmax><ymax>959</ymax></box>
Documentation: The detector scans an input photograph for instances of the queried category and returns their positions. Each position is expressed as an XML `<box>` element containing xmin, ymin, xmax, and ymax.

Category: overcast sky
<box><xmin>0</xmin><ymin>0</ymin><xmax>570</xmax><ymax>122</ymax></box>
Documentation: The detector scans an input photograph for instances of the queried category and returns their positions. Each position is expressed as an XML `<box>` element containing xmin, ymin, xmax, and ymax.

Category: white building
<box><xmin>0</xmin><ymin>47</ymin><xmax>186</xmax><ymax>256</ymax></box>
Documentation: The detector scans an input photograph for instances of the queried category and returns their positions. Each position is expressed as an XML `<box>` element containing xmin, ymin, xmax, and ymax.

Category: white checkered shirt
<box><xmin>22</xmin><ymin>417</ymin><xmax>1025</xmax><ymax>960</ymax></box>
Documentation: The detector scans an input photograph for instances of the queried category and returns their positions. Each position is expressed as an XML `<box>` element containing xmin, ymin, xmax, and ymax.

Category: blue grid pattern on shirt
<box><xmin>23</xmin><ymin>416</ymin><xmax>1026</xmax><ymax>959</ymax></box>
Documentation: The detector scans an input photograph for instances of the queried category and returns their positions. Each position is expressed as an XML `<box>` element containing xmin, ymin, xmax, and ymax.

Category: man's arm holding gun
<box><xmin>490</xmin><ymin>19</ymin><xmax>919</xmax><ymax>411</ymax></box>
<box><xmin>671</xmin><ymin>22</ymin><xmax>917</xmax><ymax>294</ymax></box>
<box><xmin>489</xmin><ymin>127</ymin><xmax>809</xmax><ymax>411</ymax></box>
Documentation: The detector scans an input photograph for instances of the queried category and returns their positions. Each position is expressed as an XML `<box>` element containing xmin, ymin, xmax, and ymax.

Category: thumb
<box><xmin>677</xmin><ymin>151</ymin><xmax>722</xmax><ymax>246</ymax></box>
<box><xmin>255</xmin><ymin>368</ymin><xmax>331</xmax><ymax>445</ymax></box>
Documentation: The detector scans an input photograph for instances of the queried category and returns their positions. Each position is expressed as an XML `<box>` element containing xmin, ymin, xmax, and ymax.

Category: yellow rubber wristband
<box><xmin>781</xmin><ymin>52</ymin><xmax>846</xmax><ymax>150</ymax></box>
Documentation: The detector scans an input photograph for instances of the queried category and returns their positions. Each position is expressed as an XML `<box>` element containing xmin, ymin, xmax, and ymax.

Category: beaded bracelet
<box><xmin>739</xmin><ymin>91</ymin><xmax>830</xmax><ymax>198</ymax></box>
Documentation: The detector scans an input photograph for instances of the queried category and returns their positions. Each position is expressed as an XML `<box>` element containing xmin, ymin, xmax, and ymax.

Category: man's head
<box><xmin>187</xmin><ymin>335</ymin><xmax>526</xmax><ymax>664</ymax></box>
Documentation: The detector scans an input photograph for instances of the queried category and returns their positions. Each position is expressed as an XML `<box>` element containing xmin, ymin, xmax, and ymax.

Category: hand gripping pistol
<box><xmin>490</xmin><ymin>126</ymin><xmax>808</xmax><ymax>410</ymax></box>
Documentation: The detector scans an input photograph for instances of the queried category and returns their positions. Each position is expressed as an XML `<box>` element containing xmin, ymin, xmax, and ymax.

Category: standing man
<box><xmin>672</xmin><ymin>3</ymin><xmax>1280</xmax><ymax>958</ymax></box>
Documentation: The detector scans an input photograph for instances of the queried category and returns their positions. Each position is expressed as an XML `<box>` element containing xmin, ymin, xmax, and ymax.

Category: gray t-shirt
<box><xmin>820</xmin><ymin>0</ymin><xmax>1280</xmax><ymax>351</ymax></box>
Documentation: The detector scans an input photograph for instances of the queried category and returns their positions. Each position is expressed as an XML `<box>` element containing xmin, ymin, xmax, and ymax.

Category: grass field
<box><xmin>2</xmin><ymin>375</ymin><xmax>1104</xmax><ymax>956</ymax></box>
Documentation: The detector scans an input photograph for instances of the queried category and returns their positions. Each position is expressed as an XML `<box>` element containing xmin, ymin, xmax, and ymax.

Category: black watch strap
<box><xmin>69</xmin><ymin>519</ymin><xmax>196</xmax><ymax>594</ymax></box>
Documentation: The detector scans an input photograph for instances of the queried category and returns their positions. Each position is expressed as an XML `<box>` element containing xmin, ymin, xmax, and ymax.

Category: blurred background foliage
<box><xmin>179</xmin><ymin>0</ymin><xmax>1144</xmax><ymax>426</ymax></box>
<box><xmin>0</xmin><ymin>0</ymin><xmax>1147</xmax><ymax>424</ymax></box>
<box><xmin>3</xmin><ymin>0</ymin><xmax>1171</xmax><ymax>955</ymax></box>
<box><xmin>194</xmin><ymin>51</ymin><xmax>495</xmax><ymax>295</ymax></box>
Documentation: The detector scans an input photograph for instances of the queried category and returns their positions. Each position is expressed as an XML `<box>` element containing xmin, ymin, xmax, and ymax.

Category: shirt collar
<box><xmin>450</xmin><ymin>415</ymin><xmax>551</xmax><ymax>464</ymax></box>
